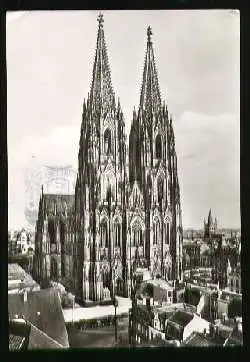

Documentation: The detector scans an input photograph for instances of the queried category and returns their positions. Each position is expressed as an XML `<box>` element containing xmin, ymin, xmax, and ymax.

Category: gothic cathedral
<box><xmin>34</xmin><ymin>14</ymin><xmax>183</xmax><ymax>302</ymax></box>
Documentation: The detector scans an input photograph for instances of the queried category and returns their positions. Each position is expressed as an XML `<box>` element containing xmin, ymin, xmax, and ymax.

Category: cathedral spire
<box><xmin>139</xmin><ymin>26</ymin><xmax>161</xmax><ymax>114</ymax></box>
<box><xmin>208</xmin><ymin>209</ymin><xmax>212</xmax><ymax>224</ymax></box>
<box><xmin>89</xmin><ymin>13</ymin><xmax>115</xmax><ymax>116</ymax></box>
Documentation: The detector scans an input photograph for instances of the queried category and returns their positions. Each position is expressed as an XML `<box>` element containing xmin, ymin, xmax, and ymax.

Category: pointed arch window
<box><xmin>131</xmin><ymin>220</ymin><xmax>143</xmax><ymax>247</ymax></box>
<box><xmin>157</xmin><ymin>178</ymin><xmax>164</xmax><ymax>206</ymax></box>
<box><xmin>100</xmin><ymin>220</ymin><xmax>108</xmax><ymax>248</ymax></box>
<box><xmin>166</xmin><ymin>222</ymin><xmax>170</xmax><ymax>245</ymax></box>
<box><xmin>104</xmin><ymin>128</ymin><xmax>112</xmax><ymax>154</ymax></box>
<box><xmin>106</xmin><ymin>181</ymin><xmax>112</xmax><ymax>204</ymax></box>
<box><xmin>115</xmin><ymin>222</ymin><xmax>121</xmax><ymax>248</ymax></box>
<box><xmin>153</xmin><ymin>219</ymin><xmax>160</xmax><ymax>245</ymax></box>
<box><xmin>155</xmin><ymin>134</ymin><xmax>162</xmax><ymax>159</ymax></box>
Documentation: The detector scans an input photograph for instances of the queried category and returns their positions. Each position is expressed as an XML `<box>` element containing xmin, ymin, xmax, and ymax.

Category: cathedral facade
<box><xmin>34</xmin><ymin>14</ymin><xmax>183</xmax><ymax>302</ymax></box>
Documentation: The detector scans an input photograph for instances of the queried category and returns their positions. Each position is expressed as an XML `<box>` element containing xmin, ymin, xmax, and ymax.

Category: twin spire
<box><xmin>89</xmin><ymin>14</ymin><xmax>162</xmax><ymax>116</ymax></box>
<box><xmin>140</xmin><ymin>26</ymin><xmax>161</xmax><ymax>113</ymax></box>
<box><xmin>89</xmin><ymin>13</ymin><xmax>115</xmax><ymax>115</ymax></box>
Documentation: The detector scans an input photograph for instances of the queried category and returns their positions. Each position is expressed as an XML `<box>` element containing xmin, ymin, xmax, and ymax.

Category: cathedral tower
<box><xmin>204</xmin><ymin>209</ymin><xmax>218</xmax><ymax>239</ymax></box>
<box><xmin>74</xmin><ymin>14</ymin><xmax>128</xmax><ymax>301</ymax></box>
<box><xmin>128</xmin><ymin>27</ymin><xmax>183</xmax><ymax>289</ymax></box>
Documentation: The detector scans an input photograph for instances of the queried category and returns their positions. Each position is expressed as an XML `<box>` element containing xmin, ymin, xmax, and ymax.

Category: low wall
<box><xmin>66</xmin><ymin>313</ymin><xmax>128</xmax><ymax>330</ymax></box>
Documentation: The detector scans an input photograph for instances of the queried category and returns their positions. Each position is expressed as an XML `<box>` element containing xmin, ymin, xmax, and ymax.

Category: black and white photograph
<box><xmin>7</xmin><ymin>10</ymin><xmax>241</xmax><ymax>349</ymax></box>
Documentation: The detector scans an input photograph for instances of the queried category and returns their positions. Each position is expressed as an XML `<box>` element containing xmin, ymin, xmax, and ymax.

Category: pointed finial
<box><xmin>98</xmin><ymin>13</ymin><xmax>104</xmax><ymax>27</ymax></box>
<box><xmin>41</xmin><ymin>184</ymin><xmax>44</xmax><ymax>195</ymax></box>
<box><xmin>147</xmin><ymin>26</ymin><xmax>152</xmax><ymax>42</ymax></box>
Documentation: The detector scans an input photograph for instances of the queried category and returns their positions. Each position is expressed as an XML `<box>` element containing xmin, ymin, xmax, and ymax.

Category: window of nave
<box><xmin>104</xmin><ymin>128</ymin><xmax>112</xmax><ymax>154</ymax></box>
<box><xmin>155</xmin><ymin>134</ymin><xmax>162</xmax><ymax>159</ymax></box>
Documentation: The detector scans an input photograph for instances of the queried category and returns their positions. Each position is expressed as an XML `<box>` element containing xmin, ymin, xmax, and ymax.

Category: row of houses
<box><xmin>8</xmin><ymin>228</ymin><xmax>35</xmax><ymax>256</ymax></box>
<box><xmin>129</xmin><ymin>277</ymin><xmax>242</xmax><ymax>346</ymax></box>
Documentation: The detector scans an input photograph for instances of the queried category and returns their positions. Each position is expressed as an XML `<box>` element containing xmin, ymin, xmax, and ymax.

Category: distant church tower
<box><xmin>73</xmin><ymin>14</ymin><xmax>128</xmax><ymax>301</ymax></box>
<box><xmin>128</xmin><ymin>26</ymin><xmax>183</xmax><ymax>289</ymax></box>
<box><xmin>204</xmin><ymin>209</ymin><xmax>217</xmax><ymax>239</ymax></box>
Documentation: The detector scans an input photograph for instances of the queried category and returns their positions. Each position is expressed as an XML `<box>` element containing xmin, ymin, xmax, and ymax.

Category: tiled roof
<box><xmin>169</xmin><ymin>310</ymin><xmax>193</xmax><ymax>327</ymax></box>
<box><xmin>225</xmin><ymin>327</ymin><xmax>243</xmax><ymax>346</ymax></box>
<box><xmin>28</xmin><ymin>324</ymin><xmax>64</xmax><ymax>349</ymax></box>
<box><xmin>8</xmin><ymin>289</ymin><xmax>69</xmax><ymax>347</ymax></box>
<box><xmin>9</xmin><ymin>319</ymin><xmax>31</xmax><ymax>338</ymax></box>
<box><xmin>217</xmin><ymin>325</ymin><xmax>233</xmax><ymax>340</ymax></box>
<box><xmin>9</xmin><ymin>334</ymin><xmax>25</xmax><ymax>350</ymax></box>
<box><xmin>184</xmin><ymin>332</ymin><xmax>221</xmax><ymax>347</ymax></box>
<box><xmin>8</xmin><ymin>264</ymin><xmax>39</xmax><ymax>291</ymax></box>
<box><xmin>165</xmin><ymin>322</ymin><xmax>183</xmax><ymax>341</ymax></box>
<box><xmin>8</xmin><ymin>264</ymin><xmax>27</xmax><ymax>280</ymax></box>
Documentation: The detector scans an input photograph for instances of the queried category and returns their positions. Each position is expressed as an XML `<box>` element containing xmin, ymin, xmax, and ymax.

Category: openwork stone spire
<box><xmin>89</xmin><ymin>13</ymin><xmax>115</xmax><ymax>116</ymax></box>
<box><xmin>139</xmin><ymin>26</ymin><xmax>161</xmax><ymax>114</ymax></box>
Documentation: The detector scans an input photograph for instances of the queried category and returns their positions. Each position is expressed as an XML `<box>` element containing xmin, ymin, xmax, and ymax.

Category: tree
<box><xmin>184</xmin><ymin>287</ymin><xmax>200</xmax><ymax>306</ymax></box>
<box><xmin>142</xmin><ymin>283</ymin><xmax>154</xmax><ymax>298</ymax></box>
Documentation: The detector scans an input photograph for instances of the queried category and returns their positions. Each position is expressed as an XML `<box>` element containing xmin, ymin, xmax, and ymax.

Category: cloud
<box><xmin>174</xmin><ymin>111</ymin><xmax>240</xmax><ymax>228</ymax></box>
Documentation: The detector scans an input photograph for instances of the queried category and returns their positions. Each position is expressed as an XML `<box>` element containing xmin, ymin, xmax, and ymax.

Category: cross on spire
<box><xmin>98</xmin><ymin>13</ymin><xmax>104</xmax><ymax>27</ymax></box>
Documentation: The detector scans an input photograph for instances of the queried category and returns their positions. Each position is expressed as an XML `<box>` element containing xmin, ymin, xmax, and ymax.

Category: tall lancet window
<box><xmin>100</xmin><ymin>221</ymin><xmax>108</xmax><ymax>248</ymax></box>
<box><xmin>157</xmin><ymin>178</ymin><xmax>164</xmax><ymax>206</ymax></box>
<box><xmin>166</xmin><ymin>222</ymin><xmax>170</xmax><ymax>244</ymax></box>
<box><xmin>115</xmin><ymin>223</ymin><xmax>121</xmax><ymax>248</ymax></box>
<box><xmin>104</xmin><ymin>128</ymin><xmax>111</xmax><ymax>154</ymax></box>
<box><xmin>155</xmin><ymin>134</ymin><xmax>162</xmax><ymax>159</ymax></box>
<box><xmin>153</xmin><ymin>219</ymin><xmax>160</xmax><ymax>245</ymax></box>
<box><xmin>131</xmin><ymin>221</ymin><xmax>143</xmax><ymax>247</ymax></box>
<box><xmin>106</xmin><ymin>182</ymin><xmax>112</xmax><ymax>204</ymax></box>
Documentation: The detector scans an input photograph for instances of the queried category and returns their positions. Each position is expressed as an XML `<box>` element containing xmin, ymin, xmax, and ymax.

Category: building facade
<box><xmin>34</xmin><ymin>14</ymin><xmax>183</xmax><ymax>302</ymax></box>
<box><xmin>8</xmin><ymin>229</ymin><xmax>34</xmax><ymax>256</ymax></box>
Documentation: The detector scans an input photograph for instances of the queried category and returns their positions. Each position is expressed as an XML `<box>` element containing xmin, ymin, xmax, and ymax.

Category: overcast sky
<box><xmin>7</xmin><ymin>10</ymin><xmax>240</xmax><ymax>230</ymax></box>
